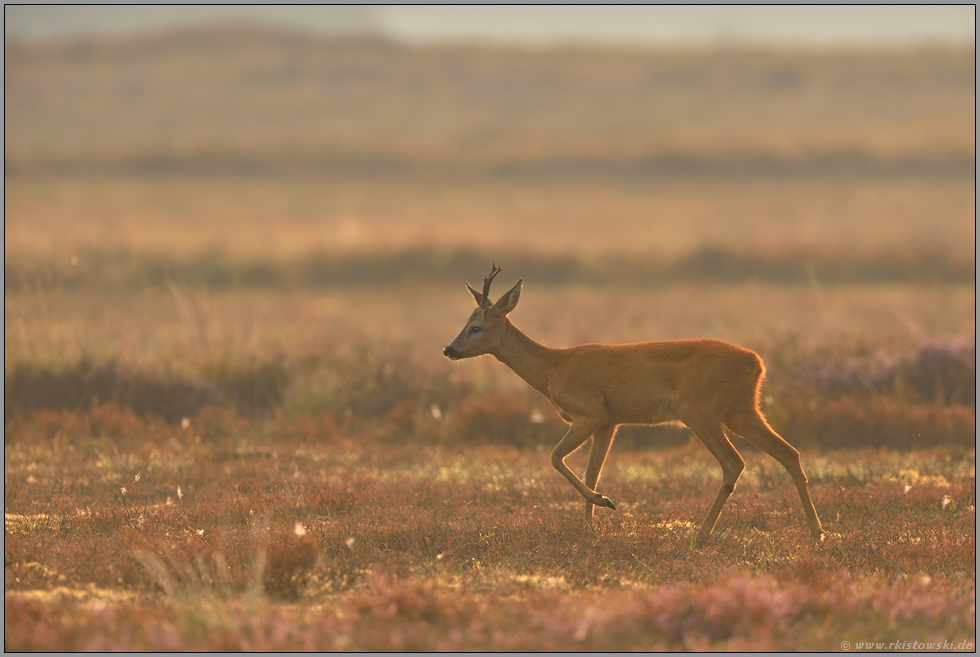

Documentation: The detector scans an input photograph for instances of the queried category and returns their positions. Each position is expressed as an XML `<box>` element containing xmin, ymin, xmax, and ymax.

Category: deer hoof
<box><xmin>594</xmin><ymin>495</ymin><xmax>616</xmax><ymax>510</ymax></box>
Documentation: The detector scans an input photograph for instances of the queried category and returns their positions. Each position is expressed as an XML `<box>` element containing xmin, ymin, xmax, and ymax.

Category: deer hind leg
<box><xmin>584</xmin><ymin>424</ymin><xmax>618</xmax><ymax>520</ymax></box>
<box><xmin>724</xmin><ymin>408</ymin><xmax>825</xmax><ymax>541</ymax></box>
<box><xmin>551</xmin><ymin>418</ymin><xmax>616</xmax><ymax>510</ymax></box>
<box><xmin>684</xmin><ymin>417</ymin><xmax>745</xmax><ymax>545</ymax></box>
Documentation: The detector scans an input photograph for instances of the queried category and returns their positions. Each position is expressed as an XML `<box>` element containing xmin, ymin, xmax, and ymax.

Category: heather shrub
<box><xmin>4</xmin><ymin>536</ymin><xmax>63</xmax><ymax>590</ymax></box>
<box><xmin>191</xmin><ymin>405</ymin><xmax>253</xmax><ymax>443</ymax></box>
<box><xmin>291</xmin><ymin>483</ymin><xmax>357</xmax><ymax>518</ymax></box>
<box><xmin>350</xmin><ymin>576</ymin><xmax>460</xmax><ymax>626</ymax></box>
<box><xmin>80</xmin><ymin>400</ymin><xmax>158</xmax><ymax>442</ymax></box>
<box><xmin>2</xmin><ymin>400</ymin><xmax>177</xmax><ymax>447</ymax></box>
<box><xmin>775</xmin><ymin>334</ymin><xmax>975</xmax><ymax>406</ymax></box>
<box><xmin>444</xmin><ymin>391</ymin><xmax>566</xmax><ymax>448</ymax></box>
<box><xmin>3</xmin><ymin>408</ymin><xmax>77</xmax><ymax>443</ymax></box>
<box><xmin>206</xmin><ymin>359</ymin><xmax>290</xmax><ymax>415</ymax></box>
<box><xmin>4</xmin><ymin>358</ymin><xmax>224</xmax><ymax>424</ymax></box>
<box><xmin>771</xmin><ymin>397</ymin><xmax>975</xmax><ymax>450</ymax></box>
<box><xmin>268</xmin><ymin>412</ymin><xmax>339</xmax><ymax>444</ymax></box>
<box><xmin>286</xmin><ymin>345</ymin><xmax>469</xmax><ymax>423</ymax></box>
<box><xmin>892</xmin><ymin>337</ymin><xmax>975</xmax><ymax>405</ymax></box>
<box><xmin>263</xmin><ymin>527</ymin><xmax>319</xmax><ymax>600</ymax></box>
<box><xmin>4</xmin><ymin>357</ymin><xmax>291</xmax><ymax>425</ymax></box>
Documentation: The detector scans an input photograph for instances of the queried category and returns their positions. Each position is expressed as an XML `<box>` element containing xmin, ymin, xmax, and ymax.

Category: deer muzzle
<box><xmin>443</xmin><ymin>345</ymin><xmax>463</xmax><ymax>360</ymax></box>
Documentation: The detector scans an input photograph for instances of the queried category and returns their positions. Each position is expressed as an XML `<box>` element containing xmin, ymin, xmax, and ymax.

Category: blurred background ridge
<box><xmin>5</xmin><ymin>5</ymin><xmax>976</xmax><ymax>47</ymax></box>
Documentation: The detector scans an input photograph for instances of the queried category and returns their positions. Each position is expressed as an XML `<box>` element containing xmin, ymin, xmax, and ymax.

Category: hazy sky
<box><xmin>5</xmin><ymin>5</ymin><xmax>976</xmax><ymax>47</ymax></box>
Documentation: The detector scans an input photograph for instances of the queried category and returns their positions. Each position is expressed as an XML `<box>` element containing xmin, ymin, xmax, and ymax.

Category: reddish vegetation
<box><xmin>774</xmin><ymin>397</ymin><xmax>976</xmax><ymax>450</ymax></box>
<box><xmin>5</xmin><ymin>334</ymin><xmax>975</xmax><ymax>450</ymax></box>
<box><xmin>4</xmin><ymin>396</ymin><xmax>975</xmax><ymax>650</ymax></box>
<box><xmin>5</xmin><ymin>572</ymin><xmax>975</xmax><ymax>651</ymax></box>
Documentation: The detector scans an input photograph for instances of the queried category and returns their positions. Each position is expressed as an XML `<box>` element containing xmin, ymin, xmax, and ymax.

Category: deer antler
<box><xmin>481</xmin><ymin>263</ymin><xmax>503</xmax><ymax>309</ymax></box>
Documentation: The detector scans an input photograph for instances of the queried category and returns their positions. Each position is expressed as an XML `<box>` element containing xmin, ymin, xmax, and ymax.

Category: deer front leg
<box><xmin>551</xmin><ymin>418</ymin><xmax>616</xmax><ymax>510</ymax></box>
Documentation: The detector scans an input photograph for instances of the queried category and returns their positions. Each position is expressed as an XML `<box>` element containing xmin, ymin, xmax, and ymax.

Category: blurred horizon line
<box><xmin>6</xmin><ymin>149</ymin><xmax>974</xmax><ymax>181</ymax></box>
<box><xmin>5</xmin><ymin>6</ymin><xmax>976</xmax><ymax>49</ymax></box>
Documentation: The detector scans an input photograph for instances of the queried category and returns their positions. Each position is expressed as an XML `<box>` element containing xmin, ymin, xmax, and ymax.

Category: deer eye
<box><xmin>469</xmin><ymin>326</ymin><xmax>482</xmax><ymax>335</ymax></box>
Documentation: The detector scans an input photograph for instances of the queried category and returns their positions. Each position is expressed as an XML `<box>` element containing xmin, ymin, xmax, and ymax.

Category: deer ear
<box><xmin>466</xmin><ymin>282</ymin><xmax>486</xmax><ymax>307</ymax></box>
<box><xmin>491</xmin><ymin>279</ymin><xmax>523</xmax><ymax>316</ymax></box>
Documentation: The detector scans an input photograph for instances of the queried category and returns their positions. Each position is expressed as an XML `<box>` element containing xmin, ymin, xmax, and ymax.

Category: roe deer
<box><xmin>444</xmin><ymin>264</ymin><xmax>824</xmax><ymax>544</ymax></box>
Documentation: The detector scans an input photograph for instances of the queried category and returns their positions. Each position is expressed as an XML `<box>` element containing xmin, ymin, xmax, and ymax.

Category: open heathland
<box><xmin>4</xmin><ymin>407</ymin><xmax>976</xmax><ymax>651</ymax></box>
<box><xmin>4</xmin><ymin>281</ymin><xmax>976</xmax><ymax>650</ymax></box>
<box><xmin>4</xmin><ymin>29</ymin><xmax>976</xmax><ymax>651</ymax></box>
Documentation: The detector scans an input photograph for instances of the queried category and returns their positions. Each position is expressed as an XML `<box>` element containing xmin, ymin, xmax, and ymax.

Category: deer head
<box><xmin>443</xmin><ymin>263</ymin><xmax>523</xmax><ymax>360</ymax></box>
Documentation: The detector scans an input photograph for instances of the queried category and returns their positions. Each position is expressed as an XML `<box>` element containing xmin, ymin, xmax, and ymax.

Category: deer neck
<box><xmin>491</xmin><ymin>321</ymin><xmax>559</xmax><ymax>396</ymax></box>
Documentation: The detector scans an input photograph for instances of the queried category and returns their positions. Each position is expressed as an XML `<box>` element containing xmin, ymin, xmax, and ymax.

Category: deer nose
<box><xmin>443</xmin><ymin>346</ymin><xmax>461</xmax><ymax>360</ymax></box>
